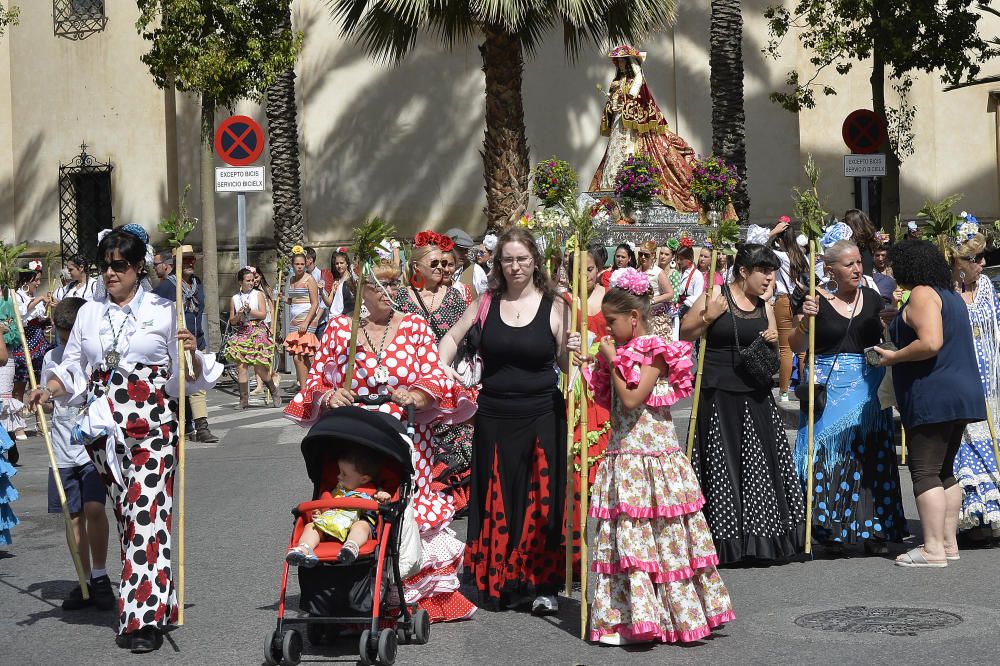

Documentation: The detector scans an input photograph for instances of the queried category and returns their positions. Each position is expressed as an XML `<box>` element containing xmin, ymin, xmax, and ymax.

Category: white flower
<box><xmin>796</xmin><ymin>234</ymin><xmax>808</xmax><ymax>248</ymax></box>
<box><xmin>960</xmin><ymin>211</ymin><xmax>969</xmax><ymax>219</ymax></box>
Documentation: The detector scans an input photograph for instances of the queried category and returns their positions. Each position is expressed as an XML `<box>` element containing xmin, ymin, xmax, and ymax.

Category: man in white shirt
<box><xmin>305</xmin><ymin>246</ymin><xmax>329</xmax><ymax>336</ymax></box>
<box><xmin>675</xmin><ymin>245</ymin><xmax>705</xmax><ymax>312</ymax></box>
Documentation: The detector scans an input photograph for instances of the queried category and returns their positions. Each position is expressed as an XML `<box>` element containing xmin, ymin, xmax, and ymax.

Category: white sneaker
<box><xmin>598</xmin><ymin>633</ymin><xmax>625</xmax><ymax>645</ymax></box>
<box><xmin>531</xmin><ymin>594</ymin><xmax>558</xmax><ymax>615</ymax></box>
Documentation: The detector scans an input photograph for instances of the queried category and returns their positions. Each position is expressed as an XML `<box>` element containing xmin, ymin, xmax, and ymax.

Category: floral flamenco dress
<box><xmin>587</xmin><ymin>335</ymin><xmax>734</xmax><ymax>644</ymax></box>
<box><xmin>224</xmin><ymin>289</ymin><xmax>273</xmax><ymax>366</ymax></box>
<box><xmin>285</xmin><ymin>314</ymin><xmax>478</xmax><ymax>622</ymax></box>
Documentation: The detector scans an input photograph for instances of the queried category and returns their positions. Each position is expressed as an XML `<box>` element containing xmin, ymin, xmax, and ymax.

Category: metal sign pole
<box><xmin>860</xmin><ymin>177</ymin><xmax>870</xmax><ymax>216</ymax></box>
<box><xmin>237</xmin><ymin>191</ymin><xmax>248</xmax><ymax>268</ymax></box>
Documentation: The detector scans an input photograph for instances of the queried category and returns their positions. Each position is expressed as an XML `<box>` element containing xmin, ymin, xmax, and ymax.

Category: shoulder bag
<box><xmin>724</xmin><ymin>286</ymin><xmax>780</xmax><ymax>390</ymax></box>
<box><xmin>451</xmin><ymin>292</ymin><xmax>492</xmax><ymax>389</ymax></box>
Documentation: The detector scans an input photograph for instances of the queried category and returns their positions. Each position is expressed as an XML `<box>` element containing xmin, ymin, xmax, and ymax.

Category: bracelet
<box><xmin>701</xmin><ymin>311</ymin><xmax>713</xmax><ymax>326</ymax></box>
<box><xmin>41</xmin><ymin>386</ymin><xmax>54</xmax><ymax>403</ymax></box>
<box><xmin>796</xmin><ymin>319</ymin><xmax>809</xmax><ymax>333</ymax></box>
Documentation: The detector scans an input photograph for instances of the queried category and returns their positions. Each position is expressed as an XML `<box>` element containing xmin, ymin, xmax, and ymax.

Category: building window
<box><xmin>59</xmin><ymin>143</ymin><xmax>114</xmax><ymax>267</ymax></box>
<box><xmin>53</xmin><ymin>0</ymin><xmax>107</xmax><ymax>40</ymax></box>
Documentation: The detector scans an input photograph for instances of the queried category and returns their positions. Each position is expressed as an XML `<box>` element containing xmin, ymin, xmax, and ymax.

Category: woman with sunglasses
<box><xmin>949</xmin><ymin>228</ymin><xmax>1000</xmax><ymax>546</ymax></box>
<box><xmin>28</xmin><ymin>225</ymin><xmax>221</xmax><ymax>652</ymax></box>
<box><xmin>286</xmin><ymin>256</ymin><xmax>478</xmax><ymax>622</ymax></box>
<box><xmin>396</xmin><ymin>231</ymin><xmax>475</xmax><ymax>511</ymax></box>
<box><xmin>637</xmin><ymin>240</ymin><xmax>675</xmax><ymax>339</ymax></box>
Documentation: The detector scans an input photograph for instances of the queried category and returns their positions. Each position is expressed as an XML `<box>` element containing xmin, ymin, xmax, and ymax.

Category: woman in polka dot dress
<box><xmin>31</xmin><ymin>227</ymin><xmax>222</xmax><ymax>653</ymax></box>
<box><xmin>285</xmin><ymin>260</ymin><xmax>478</xmax><ymax>622</ymax></box>
<box><xmin>586</xmin><ymin>267</ymin><xmax>734</xmax><ymax>645</ymax></box>
<box><xmin>396</xmin><ymin>233</ymin><xmax>475</xmax><ymax>514</ymax></box>
<box><xmin>950</xmin><ymin>232</ymin><xmax>1000</xmax><ymax>542</ymax></box>
<box><xmin>681</xmin><ymin>244</ymin><xmax>806</xmax><ymax>564</ymax></box>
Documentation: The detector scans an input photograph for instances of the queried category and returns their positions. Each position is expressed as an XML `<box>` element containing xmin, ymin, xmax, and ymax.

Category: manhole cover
<box><xmin>794</xmin><ymin>607</ymin><xmax>963</xmax><ymax>636</ymax></box>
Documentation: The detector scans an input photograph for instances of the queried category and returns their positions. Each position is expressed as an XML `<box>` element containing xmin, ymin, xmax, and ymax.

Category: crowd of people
<box><xmin>2</xmin><ymin>206</ymin><xmax>999</xmax><ymax>653</ymax></box>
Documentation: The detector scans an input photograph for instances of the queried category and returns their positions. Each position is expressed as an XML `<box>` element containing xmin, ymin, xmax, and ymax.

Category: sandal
<box><xmin>894</xmin><ymin>547</ymin><xmax>947</xmax><ymax>568</ymax></box>
<box><xmin>285</xmin><ymin>544</ymin><xmax>319</xmax><ymax>568</ymax></box>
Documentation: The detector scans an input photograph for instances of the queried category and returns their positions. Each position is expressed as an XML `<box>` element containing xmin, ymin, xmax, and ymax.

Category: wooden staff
<box><xmin>342</xmin><ymin>271</ymin><xmax>367</xmax><ymax>387</ymax></box>
<box><xmin>563</xmin><ymin>239</ymin><xmax>581</xmax><ymax>598</ymax></box>
<box><xmin>12</xmin><ymin>299</ymin><xmax>89</xmax><ymax>598</ymax></box>
<box><xmin>900</xmin><ymin>426</ymin><xmax>907</xmax><ymax>465</ymax></box>
<box><xmin>987</xmin><ymin>402</ymin><xmax>1000</xmax><ymax>469</ymax></box>
<box><xmin>173</xmin><ymin>243</ymin><xmax>194</xmax><ymax>625</ymax></box>
<box><xmin>266</xmin><ymin>265</ymin><xmax>284</xmax><ymax>403</ymax></box>
<box><xmin>685</xmin><ymin>248</ymin><xmax>719</xmax><ymax>459</ymax></box>
<box><xmin>804</xmin><ymin>239</ymin><xmax>818</xmax><ymax>555</ymax></box>
<box><xmin>576</xmin><ymin>245</ymin><xmax>590</xmax><ymax>641</ymax></box>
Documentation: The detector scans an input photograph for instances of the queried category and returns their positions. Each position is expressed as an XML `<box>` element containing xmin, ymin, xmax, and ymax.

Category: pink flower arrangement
<box><xmin>609</xmin><ymin>267</ymin><xmax>651</xmax><ymax>297</ymax></box>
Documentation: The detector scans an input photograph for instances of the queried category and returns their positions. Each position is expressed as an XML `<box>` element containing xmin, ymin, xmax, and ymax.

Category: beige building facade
<box><xmin>2</xmin><ymin>1</ymin><xmax>1000</xmax><ymax>261</ymax></box>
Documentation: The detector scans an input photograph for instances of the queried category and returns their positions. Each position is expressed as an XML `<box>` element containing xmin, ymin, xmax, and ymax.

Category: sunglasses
<box><xmin>98</xmin><ymin>259</ymin><xmax>133</xmax><ymax>274</ymax></box>
<box><xmin>638</xmin><ymin>252</ymin><xmax>651</xmax><ymax>258</ymax></box>
<box><xmin>367</xmin><ymin>280</ymin><xmax>401</xmax><ymax>291</ymax></box>
<box><xmin>423</xmin><ymin>260</ymin><xmax>448</xmax><ymax>270</ymax></box>
<box><xmin>960</xmin><ymin>253</ymin><xmax>985</xmax><ymax>263</ymax></box>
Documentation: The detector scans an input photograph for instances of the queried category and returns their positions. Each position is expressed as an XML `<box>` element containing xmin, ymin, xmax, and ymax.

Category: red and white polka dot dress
<box><xmin>285</xmin><ymin>314</ymin><xmax>476</xmax><ymax>621</ymax></box>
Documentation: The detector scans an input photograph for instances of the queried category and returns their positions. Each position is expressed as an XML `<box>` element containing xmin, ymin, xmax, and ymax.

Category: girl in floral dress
<box><xmin>225</xmin><ymin>267</ymin><xmax>281</xmax><ymax>409</ymax></box>
<box><xmin>586</xmin><ymin>267</ymin><xmax>733</xmax><ymax>645</ymax></box>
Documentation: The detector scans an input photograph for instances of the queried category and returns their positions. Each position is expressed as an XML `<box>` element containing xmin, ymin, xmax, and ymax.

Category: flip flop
<box><xmin>894</xmin><ymin>547</ymin><xmax>947</xmax><ymax>568</ymax></box>
<box><xmin>922</xmin><ymin>543</ymin><xmax>960</xmax><ymax>561</ymax></box>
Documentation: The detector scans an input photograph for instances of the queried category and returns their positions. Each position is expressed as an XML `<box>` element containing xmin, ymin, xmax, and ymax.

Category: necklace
<box><xmin>104</xmin><ymin>310</ymin><xmax>129</xmax><ymax>369</ymax></box>
<box><xmin>361</xmin><ymin>314</ymin><xmax>394</xmax><ymax>384</ymax></box>
<box><xmin>421</xmin><ymin>286</ymin><xmax>442</xmax><ymax>313</ymax></box>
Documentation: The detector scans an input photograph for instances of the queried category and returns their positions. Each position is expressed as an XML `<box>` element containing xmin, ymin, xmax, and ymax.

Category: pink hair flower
<box><xmin>608</xmin><ymin>267</ymin><xmax>651</xmax><ymax>297</ymax></box>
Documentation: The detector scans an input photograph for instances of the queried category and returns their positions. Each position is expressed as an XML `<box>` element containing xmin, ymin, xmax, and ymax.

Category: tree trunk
<box><xmin>871</xmin><ymin>2</ymin><xmax>900</xmax><ymax>231</ymax></box>
<box><xmin>709</xmin><ymin>0</ymin><xmax>750</xmax><ymax>221</ymax></box>
<box><xmin>480</xmin><ymin>26</ymin><xmax>530</xmax><ymax>231</ymax></box>
<box><xmin>265</xmin><ymin>8</ymin><xmax>304</xmax><ymax>258</ymax></box>
<box><xmin>199</xmin><ymin>98</ymin><xmax>220</xmax><ymax>350</ymax></box>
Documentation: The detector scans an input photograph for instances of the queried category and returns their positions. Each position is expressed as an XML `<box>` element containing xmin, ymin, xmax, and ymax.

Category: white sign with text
<box><xmin>844</xmin><ymin>154</ymin><xmax>886</xmax><ymax>178</ymax></box>
<box><xmin>215</xmin><ymin>166</ymin><xmax>265</xmax><ymax>192</ymax></box>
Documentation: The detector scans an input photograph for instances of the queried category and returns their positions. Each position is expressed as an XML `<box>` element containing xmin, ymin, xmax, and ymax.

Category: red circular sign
<box><xmin>214</xmin><ymin>115</ymin><xmax>265</xmax><ymax>166</ymax></box>
<box><xmin>842</xmin><ymin>109</ymin><xmax>884</xmax><ymax>155</ymax></box>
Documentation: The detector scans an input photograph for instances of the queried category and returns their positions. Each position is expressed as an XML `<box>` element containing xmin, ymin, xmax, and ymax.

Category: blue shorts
<box><xmin>48</xmin><ymin>462</ymin><xmax>107</xmax><ymax>514</ymax></box>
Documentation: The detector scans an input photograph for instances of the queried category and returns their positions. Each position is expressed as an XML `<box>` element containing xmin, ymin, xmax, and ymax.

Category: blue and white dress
<box><xmin>955</xmin><ymin>275</ymin><xmax>1000</xmax><ymax>532</ymax></box>
<box><xmin>0</xmin><ymin>426</ymin><xmax>18</xmax><ymax>545</ymax></box>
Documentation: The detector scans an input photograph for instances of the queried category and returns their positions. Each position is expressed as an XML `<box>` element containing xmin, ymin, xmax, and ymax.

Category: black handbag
<box><xmin>724</xmin><ymin>286</ymin><xmax>779</xmax><ymax>389</ymax></box>
<box><xmin>794</xmin><ymin>292</ymin><xmax>859</xmax><ymax>418</ymax></box>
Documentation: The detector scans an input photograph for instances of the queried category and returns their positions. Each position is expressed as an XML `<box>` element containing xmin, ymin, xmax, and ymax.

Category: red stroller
<box><xmin>264</xmin><ymin>403</ymin><xmax>430</xmax><ymax>666</ymax></box>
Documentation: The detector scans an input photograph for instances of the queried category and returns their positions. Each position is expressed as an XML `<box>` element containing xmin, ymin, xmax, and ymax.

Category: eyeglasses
<box><xmin>500</xmin><ymin>256</ymin><xmax>533</xmax><ymax>267</ymax></box>
<box><xmin>98</xmin><ymin>259</ymin><xmax>132</xmax><ymax>274</ymax></box>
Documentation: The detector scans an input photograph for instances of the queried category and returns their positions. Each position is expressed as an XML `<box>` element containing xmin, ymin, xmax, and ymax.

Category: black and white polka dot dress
<box><xmin>690</xmin><ymin>295</ymin><xmax>806</xmax><ymax>563</ymax></box>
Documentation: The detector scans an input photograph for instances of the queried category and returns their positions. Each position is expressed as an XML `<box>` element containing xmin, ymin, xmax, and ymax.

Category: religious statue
<box><xmin>590</xmin><ymin>45</ymin><xmax>700</xmax><ymax>213</ymax></box>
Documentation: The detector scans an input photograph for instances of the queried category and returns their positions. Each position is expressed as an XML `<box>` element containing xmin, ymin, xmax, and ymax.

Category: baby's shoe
<box><xmin>286</xmin><ymin>544</ymin><xmax>318</xmax><ymax>568</ymax></box>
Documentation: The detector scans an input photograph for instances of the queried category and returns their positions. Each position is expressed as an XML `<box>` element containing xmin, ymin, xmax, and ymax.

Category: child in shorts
<box><xmin>44</xmin><ymin>297</ymin><xmax>114</xmax><ymax>610</ymax></box>
<box><xmin>286</xmin><ymin>448</ymin><xmax>390</xmax><ymax>566</ymax></box>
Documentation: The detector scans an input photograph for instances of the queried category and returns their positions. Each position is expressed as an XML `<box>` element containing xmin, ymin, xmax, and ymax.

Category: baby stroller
<box><xmin>264</xmin><ymin>399</ymin><xmax>430</xmax><ymax>666</ymax></box>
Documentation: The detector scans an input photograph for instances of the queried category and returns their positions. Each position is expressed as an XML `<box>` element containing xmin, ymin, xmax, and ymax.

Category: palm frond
<box><xmin>351</xmin><ymin>217</ymin><xmax>397</xmax><ymax>268</ymax></box>
<box><xmin>710</xmin><ymin>217</ymin><xmax>741</xmax><ymax>256</ymax></box>
<box><xmin>158</xmin><ymin>185</ymin><xmax>198</xmax><ymax>247</ymax></box>
<box><xmin>0</xmin><ymin>241</ymin><xmax>29</xmax><ymax>292</ymax></box>
<box><xmin>792</xmin><ymin>154</ymin><xmax>827</xmax><ymax>241</ymax></box>
<box><xmin>916</xmin><ymin>193</ymin><xmax>963</xmax><ymax>252</ymax></box>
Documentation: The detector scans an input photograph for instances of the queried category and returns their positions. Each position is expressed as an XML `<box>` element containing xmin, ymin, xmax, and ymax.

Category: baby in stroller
<box><xmin>286</xmin><ymin>449</ymin><xmax>391</xmax><ymax>566</ymax></box>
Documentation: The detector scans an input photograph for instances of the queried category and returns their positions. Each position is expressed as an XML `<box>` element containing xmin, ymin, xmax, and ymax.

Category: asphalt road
<box><xmin>3</xmin><ymin>382</ymin><xmax>1000</xmax><ymax>665</ymax></box>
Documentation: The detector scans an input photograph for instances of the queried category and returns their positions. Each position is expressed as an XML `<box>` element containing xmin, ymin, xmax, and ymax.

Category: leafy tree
<box><xmin>710</xmin><ymin>0</ymin><xmax>749</xmax><ymax>221</ymax></box>
<box><xmin>136</xmin><ymin>1</ymin><xmax>300</xmax><ymax>348</ymax></box>
<box><xmin>0</xmin><ymin>3</ymin><xmax>18</xmax><ymax>39</ymax></box>
<box><xmin>328</xmin><ymin>0</ymin><xmax>678</xmax><ymax>230</ymax></box>
<box><xmin>764</xmin><ymin>0</ymin><xmax>995</xmax><ymax>228</ymax></box>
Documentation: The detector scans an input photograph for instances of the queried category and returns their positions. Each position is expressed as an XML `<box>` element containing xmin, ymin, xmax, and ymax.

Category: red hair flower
<box><xmin>779</xmin><ymin>215</ymin><xmax>792</xmax><ymax>224</ymax></box>
<box><xmin>438</xmin><ymin>235</ymin><xmax>455</xmax><ymax>252</ymax></box>
<box><xmin>414</xmin><ymin>231</ymin><xmax>433</xmax><ymax>247</ymax></box>
<box><xmin>679</xmin><ymin>237</ymin><xmax>694</xmax><ymax>249</ymax></box>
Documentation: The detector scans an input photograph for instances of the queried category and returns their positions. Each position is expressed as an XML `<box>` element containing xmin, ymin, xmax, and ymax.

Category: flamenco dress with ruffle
<box><xmin>285</xmin><ymin>314</ymin><xmax>478</xmax><ymax>622</ymax></box>
<box><xmin>224</xmin><ymin>290</ymin><xmax>274</xmax><ymax>366</ymax></box>
<box><xmin>0</xmin><ymin>297</ymin><xmax>26</xmax><ymax>434</ymax></box>
<box><xmin>587</xmin><ymin>335</ymin><xmax>733</xmax><ymax>644</ymax></box>
<box><xmin>0</xmin><ymin>425</ymin><xmax>18</xmax><ymax>545</ymax></box>
<box><xmin>284</xmin><ymin>278</ymin><xmax>320</xmax><ymax>357</ymax></box>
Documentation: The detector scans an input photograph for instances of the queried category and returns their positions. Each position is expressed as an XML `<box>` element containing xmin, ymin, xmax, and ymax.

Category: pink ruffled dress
<box><xmin>587</xmin><ymin>335</ymin><xmax>734</xmax><ymax>644</ymax></box>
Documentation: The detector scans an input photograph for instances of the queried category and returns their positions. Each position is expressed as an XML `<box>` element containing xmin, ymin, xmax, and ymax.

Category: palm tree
<box><xmin>709</xmin><ymin>0</ymin><xmax>749</xmax><ymax>221</ymax></box>
<box><xmin>265</xmin><ymin>8</ymin><xmax>305</xmax><ymax>258</ymax></box>
<box><xmin>328</xmin><ymin>0</ymin><xmax>678</xmax><ymax>230</ymax></box>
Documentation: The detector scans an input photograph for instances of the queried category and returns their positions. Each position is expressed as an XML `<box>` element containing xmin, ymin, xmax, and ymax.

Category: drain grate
<box><xmin>794</xmin><ymin>606</ymin><xmax>963</xmax><ymax>636</ymax></box>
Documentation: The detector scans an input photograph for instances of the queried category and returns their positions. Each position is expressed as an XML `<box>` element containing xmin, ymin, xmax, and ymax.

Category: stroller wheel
<box><xmin>263</xmin><ymin>630</ymin><xmax>282</xmax><ymax>666</ymax></box>
<box><xmin>377</xmin><ymin>628</ymin><xmax>398</xmax><ymax>666</ymax></box>
<box><xmin>281</xmin><ymin>629</ymin><xmax>302</xmax><ymax>666</ymax></box>
<box><xmin>412</xmin><ymin>609</ymin><xmax>431</xmax><ymax>645</ymax></box>
<box><xmin>358</xmin><ymin>629</ymin><xmax>376</xmax><ymax>666</ymax></box>
<box><xmin>306</xmin><ymin>622</ymin><xmax>326</xmax><ymax>646</ymax></box>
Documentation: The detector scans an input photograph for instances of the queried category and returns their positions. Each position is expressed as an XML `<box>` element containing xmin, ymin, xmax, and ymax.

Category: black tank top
<box><xmin>478</xmin><ymin>294</ymin><xmax>559</xmax><ymax>417</ymax></box>
<box><xmin>702</xmin><ymin>291</ymin><xmax>769</xmax><ymax>393</ymax></box>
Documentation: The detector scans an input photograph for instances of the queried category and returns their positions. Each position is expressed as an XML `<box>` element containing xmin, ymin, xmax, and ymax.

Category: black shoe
<box><xmin>129</xmin><ymin>627</ymin><xmax>163</xmax><ymax>654</ymax></box>
<box><xmin>7</xmin><ymin>442</ymin><xmax>19</xmax><ymax>466</ymax></box>
<box><xmin>62</xmin><ymin>583</ymin><xmax>93</xmax><ymax>610</ymax></box>
<box><xmin>194</xmin><ymin>417</ymin><xmax>219</xmax><ymax>443</ymax></box>
<box><xmin>90</xmin><ymin>575</ymin><xmax>116</xmax><ymax>611</ymax></box>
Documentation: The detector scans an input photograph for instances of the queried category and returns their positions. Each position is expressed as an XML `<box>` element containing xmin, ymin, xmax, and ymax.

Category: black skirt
<box><xmin>465</xmin><ymin>391</ymin><xmax>566</xmax><ymax>605</ymax></box>
<box><xmin>690</xmin><ymin>387</ymin><xmax>806</xmax><ymax>564</ymax></box>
